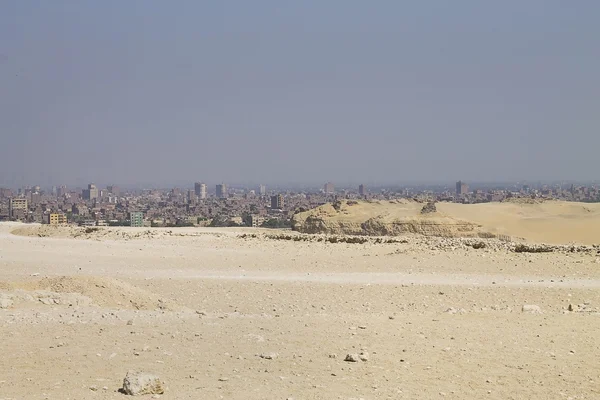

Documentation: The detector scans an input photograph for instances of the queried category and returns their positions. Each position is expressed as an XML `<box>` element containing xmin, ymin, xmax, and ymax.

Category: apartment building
<box><xmin>44</xmin><ymin>213</ymin><xmax>68</xmax><ymax>225</ymax></box>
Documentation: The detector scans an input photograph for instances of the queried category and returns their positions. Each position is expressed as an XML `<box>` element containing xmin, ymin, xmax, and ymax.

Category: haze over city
<box><xmin>1</xmin><ymin>1</ymin><xmax>599</xmax><ymax>188</ymax></box>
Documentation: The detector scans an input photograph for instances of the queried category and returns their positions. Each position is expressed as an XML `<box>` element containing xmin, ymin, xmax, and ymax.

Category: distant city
<box><xmin>1</xmin><ymin>180</ymin><xmax>599</xmax><ymax>227</ymax></box>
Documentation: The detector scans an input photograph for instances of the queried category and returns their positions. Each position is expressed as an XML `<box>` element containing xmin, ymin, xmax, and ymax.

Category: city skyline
<box><xmin>2</xmin><ymin>177</ymin><xmax>600</xmax><ymax>193</ymax></box>
<box><xmin>3</xmin><ymin>176</ymin><xmax>598</xmax><ymax>227</ymax></box>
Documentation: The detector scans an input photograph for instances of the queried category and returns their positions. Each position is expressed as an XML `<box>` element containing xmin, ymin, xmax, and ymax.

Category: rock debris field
<box><xmin>0</xmin><ymin>222</ymin><xmax>599</xmax><ymax>399</ymax></box>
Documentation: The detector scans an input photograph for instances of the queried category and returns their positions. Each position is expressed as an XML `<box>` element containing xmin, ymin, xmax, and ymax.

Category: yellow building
<box><xmin>44</xmin><ymin>213</ymin><xmax>68</xmax><ymax>225</ymax></box>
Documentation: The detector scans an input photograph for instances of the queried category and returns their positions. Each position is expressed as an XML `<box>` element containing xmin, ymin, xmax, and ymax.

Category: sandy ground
<box><xmin>438</xmin><ymin>201</ymin><xmax>600</xmax><ymax>245</ymax></box>
<box><xmin>1</xmin><ymin>223</ymin><xmax>599</xmax><ymax>399</ymax></box>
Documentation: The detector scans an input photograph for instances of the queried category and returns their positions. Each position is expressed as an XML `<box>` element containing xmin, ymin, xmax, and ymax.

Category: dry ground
<box><xmin>437</xmin><ymin>201</ymin><xmax>600</xmax><ymax>245</ymax></box>
<box><xmin>0</xmin><ymin>223</ymin><xmax>599</xmax><ymax>399</ymax></box>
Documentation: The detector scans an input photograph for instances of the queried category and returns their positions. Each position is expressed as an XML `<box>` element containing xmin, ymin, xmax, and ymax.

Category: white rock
<box><xmin>0</xmin><ymin>297</ymin><xmax>13</xmax><ymax>309</ymax></box>
<box><xmin>445</xmin><ymin>307</ymin><xmax>466</xmax><ymax>314</ymax></box>
<box><xmin>522</xmin><ymin>305</ymin><xmax>542</xmax><ymax>314</ymax></box>
<box><xmin>122</xmin><ymin>371</ymin><xmax>165</xmax><ymax>395</ymax></box>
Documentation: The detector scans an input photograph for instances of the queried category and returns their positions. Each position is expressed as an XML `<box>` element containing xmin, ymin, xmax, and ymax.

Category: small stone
<box><xmin>344</xmin><ymin>353</ymin><xmax>360</xmax><ymax>362</ymax></box>
<box><xmin>259</xmin><ymin>353</ymin><xmax>278</xmax><ymax>360</ymax></box>
<box><xmin>218</xmin><ymin>377</ymin><xmax>229</xmax><ymax>382</ymax></box>
<box><xmin>0</xmin><ymin>298</ymin><xmax>13</xmax><ymax>309</ymax></box>
<box><xmin>89</xmin><ymin>385</ymin><xmax>98</xmax><ymax>391</ymax></box>
<box><xmin>522</xmin><ymin>305</ymin><xmax>541</xmax><ymax>314</ymax></box>
<box><xmin>127</xmin><ymin>319</ymin><xmax>134</xmax><ymax>326</ymax></box>
<box><xmin>359</xmin><ymin>351</ymin><xmax>369</xmax><ymax>362</ymax></box>
<box><xmin>122</xmin><ymin>371</ymin><xmax>165</xmax><ymax>395</ymax></box>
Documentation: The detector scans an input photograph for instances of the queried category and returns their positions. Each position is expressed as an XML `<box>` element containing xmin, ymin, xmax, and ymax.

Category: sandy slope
<box><xmin>0</xmin><ymin>223</ymin><xmax>599</xmax><ymax>399</ymax></box>
<box><xmin>438</xmin><ymin>201</ymin><xmax>600</xmax><ymax>245</ymax></box>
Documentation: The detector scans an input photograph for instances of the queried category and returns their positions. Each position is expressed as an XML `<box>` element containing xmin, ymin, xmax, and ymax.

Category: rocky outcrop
<box><xmin>292</xmin><ymin>200</ymin><xmax>483</xmax><ymax>238</ymax></box>
<box><xmin>421</xmin><ymin>202</ymin><xmax>437</xmax><ymax>214</ymax></box>
<box><xmin>361</xmin><ymin>216</ymin><xmax>478</xmax><ymax>237</ymax></box>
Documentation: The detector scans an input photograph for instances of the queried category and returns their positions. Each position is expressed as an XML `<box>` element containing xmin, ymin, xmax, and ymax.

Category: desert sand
<box><xmin>437</xmin><ymin>201</ymin><xmax>600</xmax><ymax>245</ymax></box>
<box><xmin>1</xmin><ymin>219</ymin><xmax>599</xmax><ymax>399</ymax></box>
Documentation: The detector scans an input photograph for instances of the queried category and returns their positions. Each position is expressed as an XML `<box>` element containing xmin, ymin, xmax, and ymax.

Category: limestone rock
<box><xmin>0</xmin><ymin>296</ymin><xmax>13</xmax><ymax>309</ymax></box>
<box><xmin>421</xmin><ymin>202</ymin><xmax>437</xmax><ymax>214</ymax></box>
<box><xmin>122</xmin><ymin>371</ymin><xmax>165</xmax><ymax>395</ymax></box>
<box><xmin>521</xmin><ymin>305</ymin><xmax>541</xmax><ymax>314</ymax></box>
<box><xmin>291</xmin><ymin>200</ymin><xmax>481</xmax><ymax>237</ymax></box>
<box><xmin>259</xmin><ymin>352</ymin><xmax>278</xmax><ymax>360</ymax></box>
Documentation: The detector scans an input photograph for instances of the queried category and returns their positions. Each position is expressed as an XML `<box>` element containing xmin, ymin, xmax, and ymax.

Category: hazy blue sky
<box><xmin>1</xmin><ymin>1</ymin><xmax>599</xmax><ymax>188</ymax></box>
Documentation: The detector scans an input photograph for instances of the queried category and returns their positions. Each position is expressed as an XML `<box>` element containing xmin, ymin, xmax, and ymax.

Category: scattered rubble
<box><xmin>567</xmin><ymin>303</ymin><xmax>598</xmax><ymax>314</ymax></box>
<box><xmin>245</xmin><ymin>231</ymin><xmax>599</xmax><ymax>256</ymax></box>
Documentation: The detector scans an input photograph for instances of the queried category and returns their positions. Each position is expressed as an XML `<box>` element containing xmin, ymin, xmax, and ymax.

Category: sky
<box><xmin>1</xmin><ymin>1</ymin><xmax>599</xmax><ymax>188</ymax></box>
